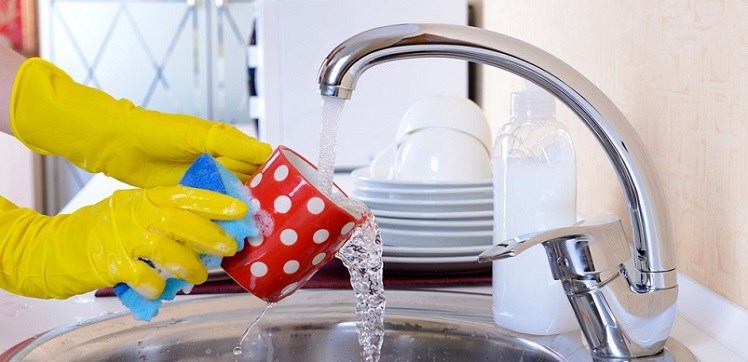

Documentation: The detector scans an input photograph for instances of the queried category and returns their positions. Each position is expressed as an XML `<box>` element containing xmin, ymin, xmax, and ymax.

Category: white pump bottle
<box><xmin>491</xmin><ymin>80</ymin><xmax>579</xmax><ymax>335</ymax></box>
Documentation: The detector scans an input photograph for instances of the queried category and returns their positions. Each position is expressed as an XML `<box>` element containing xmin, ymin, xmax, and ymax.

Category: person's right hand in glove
<box><xmin>0</xmin><ymin>185</ymin><xmax>245</xmax><ymax>300</ymax></box>
<box><xmin>8</xmin><ymin>56</ymin><xmax>272</xmax><ymax>188</ymax></box>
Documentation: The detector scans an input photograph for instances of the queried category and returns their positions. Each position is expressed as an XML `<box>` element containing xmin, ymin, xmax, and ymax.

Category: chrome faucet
<box><xmin>317</xmin><ymin>24</ymin><xmax>678</xmax><ymax>359</ymax></box>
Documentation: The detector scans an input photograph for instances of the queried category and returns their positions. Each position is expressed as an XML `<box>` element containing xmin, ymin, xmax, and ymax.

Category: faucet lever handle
<box><xmin>479</xmin><ymin>215</ymin><xmax>631</xmax><ymax>279</ymax></box>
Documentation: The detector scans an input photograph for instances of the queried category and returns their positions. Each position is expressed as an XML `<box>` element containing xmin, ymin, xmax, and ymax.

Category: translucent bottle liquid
<box><xmin>491</xmin><ymin>80</ymin><xmax>578</xmax><ymax>335</ymax></box>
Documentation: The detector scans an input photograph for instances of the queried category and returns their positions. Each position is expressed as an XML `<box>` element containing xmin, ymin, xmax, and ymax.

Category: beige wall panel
<box><xmin>482</xmin><ymin>0</ymin><xmax>748</xmax><ymax>308</ymax></box>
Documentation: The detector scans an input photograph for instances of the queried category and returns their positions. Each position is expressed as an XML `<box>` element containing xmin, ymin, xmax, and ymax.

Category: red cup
<box><xmin>222</xmin><ymin>146</ymin><xmax>364</xmax><ymax>302</ymax></box>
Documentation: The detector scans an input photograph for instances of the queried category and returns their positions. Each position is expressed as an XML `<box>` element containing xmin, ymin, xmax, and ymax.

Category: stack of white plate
<box><xmin>350</xmin><ymin>167</ymin><xmax>493</xmax><ymax>274</ymax></box>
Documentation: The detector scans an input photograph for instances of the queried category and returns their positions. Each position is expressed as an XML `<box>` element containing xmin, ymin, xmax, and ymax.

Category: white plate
<box><xmin>377</xmin><ymin>218</ymin><xmax>492</xmax><ymax>233</ymax></box>
<box><xmin>382</xmin><ymin>255</ymin><xmax>490</xmax><ymax>274</ymax></box>
<box><xmin>380</xmin><ymin>227</ymin><xmax>492</xmax><ymax>247</ymax></box>
<box><xmin>352</xmin><ymin>167</ymin><xmax>491</xmax><ymax>189</ymax></box>
<box><xmin>357</xmin><ymin>195</ymin><xmax>492</xmax><ymax>212</ymax></box>
<box><xmin>377</xmin><ymin>216</ymin><xmax>493</xmax><ymax>229</ymax></box>
<box><xmin>355</xmin><ymin>185</ymin><xmax>493</xmax><ymax>195</ymax></box>
<box><xmin>378</xmin><ymin>224</ymin><xmax>492</xmax><ymax>234</ymax></box>
<box><xmin>354</xmin><ymin>185</ymin><xmax>493</xmax><ymax>201</ymax></box>
<box><xmin>383</xmin><ymin>244</ymin><xmax>489</xmax><ymax>257</ymax></box>
<box><xmin>370</xmin><ymin>208</ymin><xmax>493</xmax><ymax>220</ymax></box>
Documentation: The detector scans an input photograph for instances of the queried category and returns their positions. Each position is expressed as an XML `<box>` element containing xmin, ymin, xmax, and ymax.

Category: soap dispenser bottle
<box><xmin>491</xmin><ymin>80</ymin><xmax>578</xmax><ymax>335</ymax></box>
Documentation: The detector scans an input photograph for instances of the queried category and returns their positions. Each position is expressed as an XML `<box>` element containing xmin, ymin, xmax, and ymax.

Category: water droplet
<box><xmin>233</xmin><ymin>346</ymin><xmax>242</xmax><ymax>355</ymax></box>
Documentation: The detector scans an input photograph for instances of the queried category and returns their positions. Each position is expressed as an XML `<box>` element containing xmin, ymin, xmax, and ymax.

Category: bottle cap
<box><xmin>510</xmin><ymin>80</ymin><xmax>556</xmax><ymax>120</ymax></box>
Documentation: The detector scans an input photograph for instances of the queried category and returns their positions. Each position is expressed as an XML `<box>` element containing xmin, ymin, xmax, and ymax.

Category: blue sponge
<box><xmin>113</xmin><ymin>154</ymin><xmax>257</xmax><ymax>321</ymax></box>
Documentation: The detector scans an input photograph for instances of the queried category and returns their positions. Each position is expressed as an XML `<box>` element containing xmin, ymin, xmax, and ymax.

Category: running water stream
<box><xmin>316</xmin><ymin>96</ymin><xmax>346</xmax><ymax>195</ymax></box>
<box><xmin>316</xmin><ymin>96</ymin><xmax>386</xmax><ymax>362</ymax></box>
<box><xmin>233</xmin><ymin>303</ymin><xmax>274</xmax><ymax>356</ymax></box>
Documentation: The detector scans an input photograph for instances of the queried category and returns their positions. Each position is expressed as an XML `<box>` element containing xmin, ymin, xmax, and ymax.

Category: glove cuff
<box><xmin>9</xmin><ymin>58</ymin><xmax>64</xmax><ymax>155</ymax></box>
<box><xmin>9</xmin><ymin>58</ymin><xmax>129</xmax><ymax>174</ymax></box>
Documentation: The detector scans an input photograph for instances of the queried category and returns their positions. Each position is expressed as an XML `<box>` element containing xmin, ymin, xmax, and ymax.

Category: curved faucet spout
<box><xmin>318</xmin><ymin>23</ymin><xmax>675</xmax><ymax>282</ymax></box>
<box><xmin>318</xmin><ymin>24</ymin><xmax>678</xmax><ymax>359</ymax></box>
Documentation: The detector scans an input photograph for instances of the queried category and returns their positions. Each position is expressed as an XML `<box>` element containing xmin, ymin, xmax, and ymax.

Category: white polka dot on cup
<box><xmin>312</xmin><ymin>229</ymin><xmax>329</xmax><ymax>244</ymax></box>
<box><xmin>280</xmin><ymin>229</ymin><xmax>298</xmax><ymax>245</ymax></box>
<box><xmin>274</xmin><ymin>165</ymin><xmax>289</xmax><ymax>181</ymax></box>
<box><xmin>274</xmin><ymin>195</ymin><xmax>292</xmax><ymax>213</ymax></box>
<box><xmin>250</xmin><ymin>262</ymin><xmax>268</xmax><ymax>277</ymax></box>
<box><xmin>312</xmin><ymin>253</ymin><xmax>326</xmax><ymax>265</ymax></box>
<box><xmin>283</xmin><ymin>260</ymin><xmax>300</xmax><ymax>274</ymax></box>
<box><xmin>249</xmin><ymin>199</ymin><xmax>261</xmax><ymax>214</ymax></box>
<box><xmin>341</xmin><ymin>221</ymin><xmax>355</xmax><ymax>234</ymax></box>
<box><xmin>306</xmin><ymin>197</ymin><xmax>325</xmax><ymax>214</ymax></box>
<box><xmin>249</xmin><ymin>173</ymin><xmax>263</xmax><ymax>188</ymax></box>
<box><xmin>248</xmin><ymin>233</ymin><xmax>264</xmax><ymax>247</ymax></box>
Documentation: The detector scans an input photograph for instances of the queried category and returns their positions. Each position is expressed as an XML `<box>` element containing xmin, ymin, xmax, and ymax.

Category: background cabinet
<box><xmin>38</xmin><ymin>0</ymin><xmax>256</xmax><ymax>213</ymax></box>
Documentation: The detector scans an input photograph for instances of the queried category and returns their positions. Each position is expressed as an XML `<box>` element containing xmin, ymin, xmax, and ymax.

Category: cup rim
<box><xmin>275</xmin><ymin>145</ymin><xmax>362</xmax><ymax>220</ymax></box>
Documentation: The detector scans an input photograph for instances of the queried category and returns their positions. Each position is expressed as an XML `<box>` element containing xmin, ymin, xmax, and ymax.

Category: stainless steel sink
<box><xmin>2</xmin><ymin>289</ymin><xmax>694</xmax><ymax>361</ymax></box>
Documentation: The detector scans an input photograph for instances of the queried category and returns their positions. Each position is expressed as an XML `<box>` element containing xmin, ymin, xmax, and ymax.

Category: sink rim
<box><xmin>1</xmin><ymin>288</ymin><xmax>695</xmax><ymax>361</ymax></box>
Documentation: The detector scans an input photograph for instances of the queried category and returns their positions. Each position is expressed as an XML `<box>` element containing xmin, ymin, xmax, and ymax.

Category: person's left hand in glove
<box><xmin>4</xmin><ymin>53</ymin><xmax>271</xmax><ymax>188</ymax></box>
<box><xmin>0</xmin><ymin>186</ymin><xmax>246</xmax><ymax>299</ymax></box>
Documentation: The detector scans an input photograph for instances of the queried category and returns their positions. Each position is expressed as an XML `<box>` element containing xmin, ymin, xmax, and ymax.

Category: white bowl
<box><xmin>368</xmin><ymin>142</ymin><xmax>397</xmax><ymax>179</ymax></box>
<box><xmin>392</xmin><ymin>128</ymin><xmax>491</xmax><ymax>182</ymax></box>
<box><xmin>396</xmin><ymin>95</ymin><xmax>491</xmax><ymax>152</ymax></box>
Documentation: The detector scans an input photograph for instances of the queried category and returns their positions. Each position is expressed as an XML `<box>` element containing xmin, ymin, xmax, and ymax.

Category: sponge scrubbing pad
<box><xmin>113</xmin><ymin>154</ymin><xmax>256</xmax><ymax>321</ymax></box>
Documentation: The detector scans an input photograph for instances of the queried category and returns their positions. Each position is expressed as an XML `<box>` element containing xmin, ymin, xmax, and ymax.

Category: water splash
<box><xmin>337</xmin><ymin>210</ymin><xmax>386</xmax><ymax>362</ymax></box>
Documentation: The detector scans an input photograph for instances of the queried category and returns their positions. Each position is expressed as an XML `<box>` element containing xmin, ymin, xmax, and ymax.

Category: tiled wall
<box><xmin>482</xmin><ymin>0</ymin><xmax>747</xmax><ymax>308</ymax></box>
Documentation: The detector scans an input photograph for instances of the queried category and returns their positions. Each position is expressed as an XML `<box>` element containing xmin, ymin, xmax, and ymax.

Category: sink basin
<box><xmin>2</xmin><ymin>289</ymin><xmax>694</xmax><ymax>361</ymax></box>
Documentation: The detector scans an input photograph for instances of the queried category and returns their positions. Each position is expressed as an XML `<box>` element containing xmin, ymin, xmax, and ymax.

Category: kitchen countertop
<box><xmin>1</xmin><ymin>174</ymin><xmax>746</xmax><ymax>360</ymax></box>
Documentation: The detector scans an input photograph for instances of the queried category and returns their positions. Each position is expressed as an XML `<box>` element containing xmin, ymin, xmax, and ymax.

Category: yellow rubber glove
<box><xmin>0</xmin><ymin>186</ymin><xmax>245</xmax><ymax>299</ymax></box>
<box><xmin>8</xmin><ymin>57</ymin><xmax>272</xmax><ymax>188</ymax></box>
